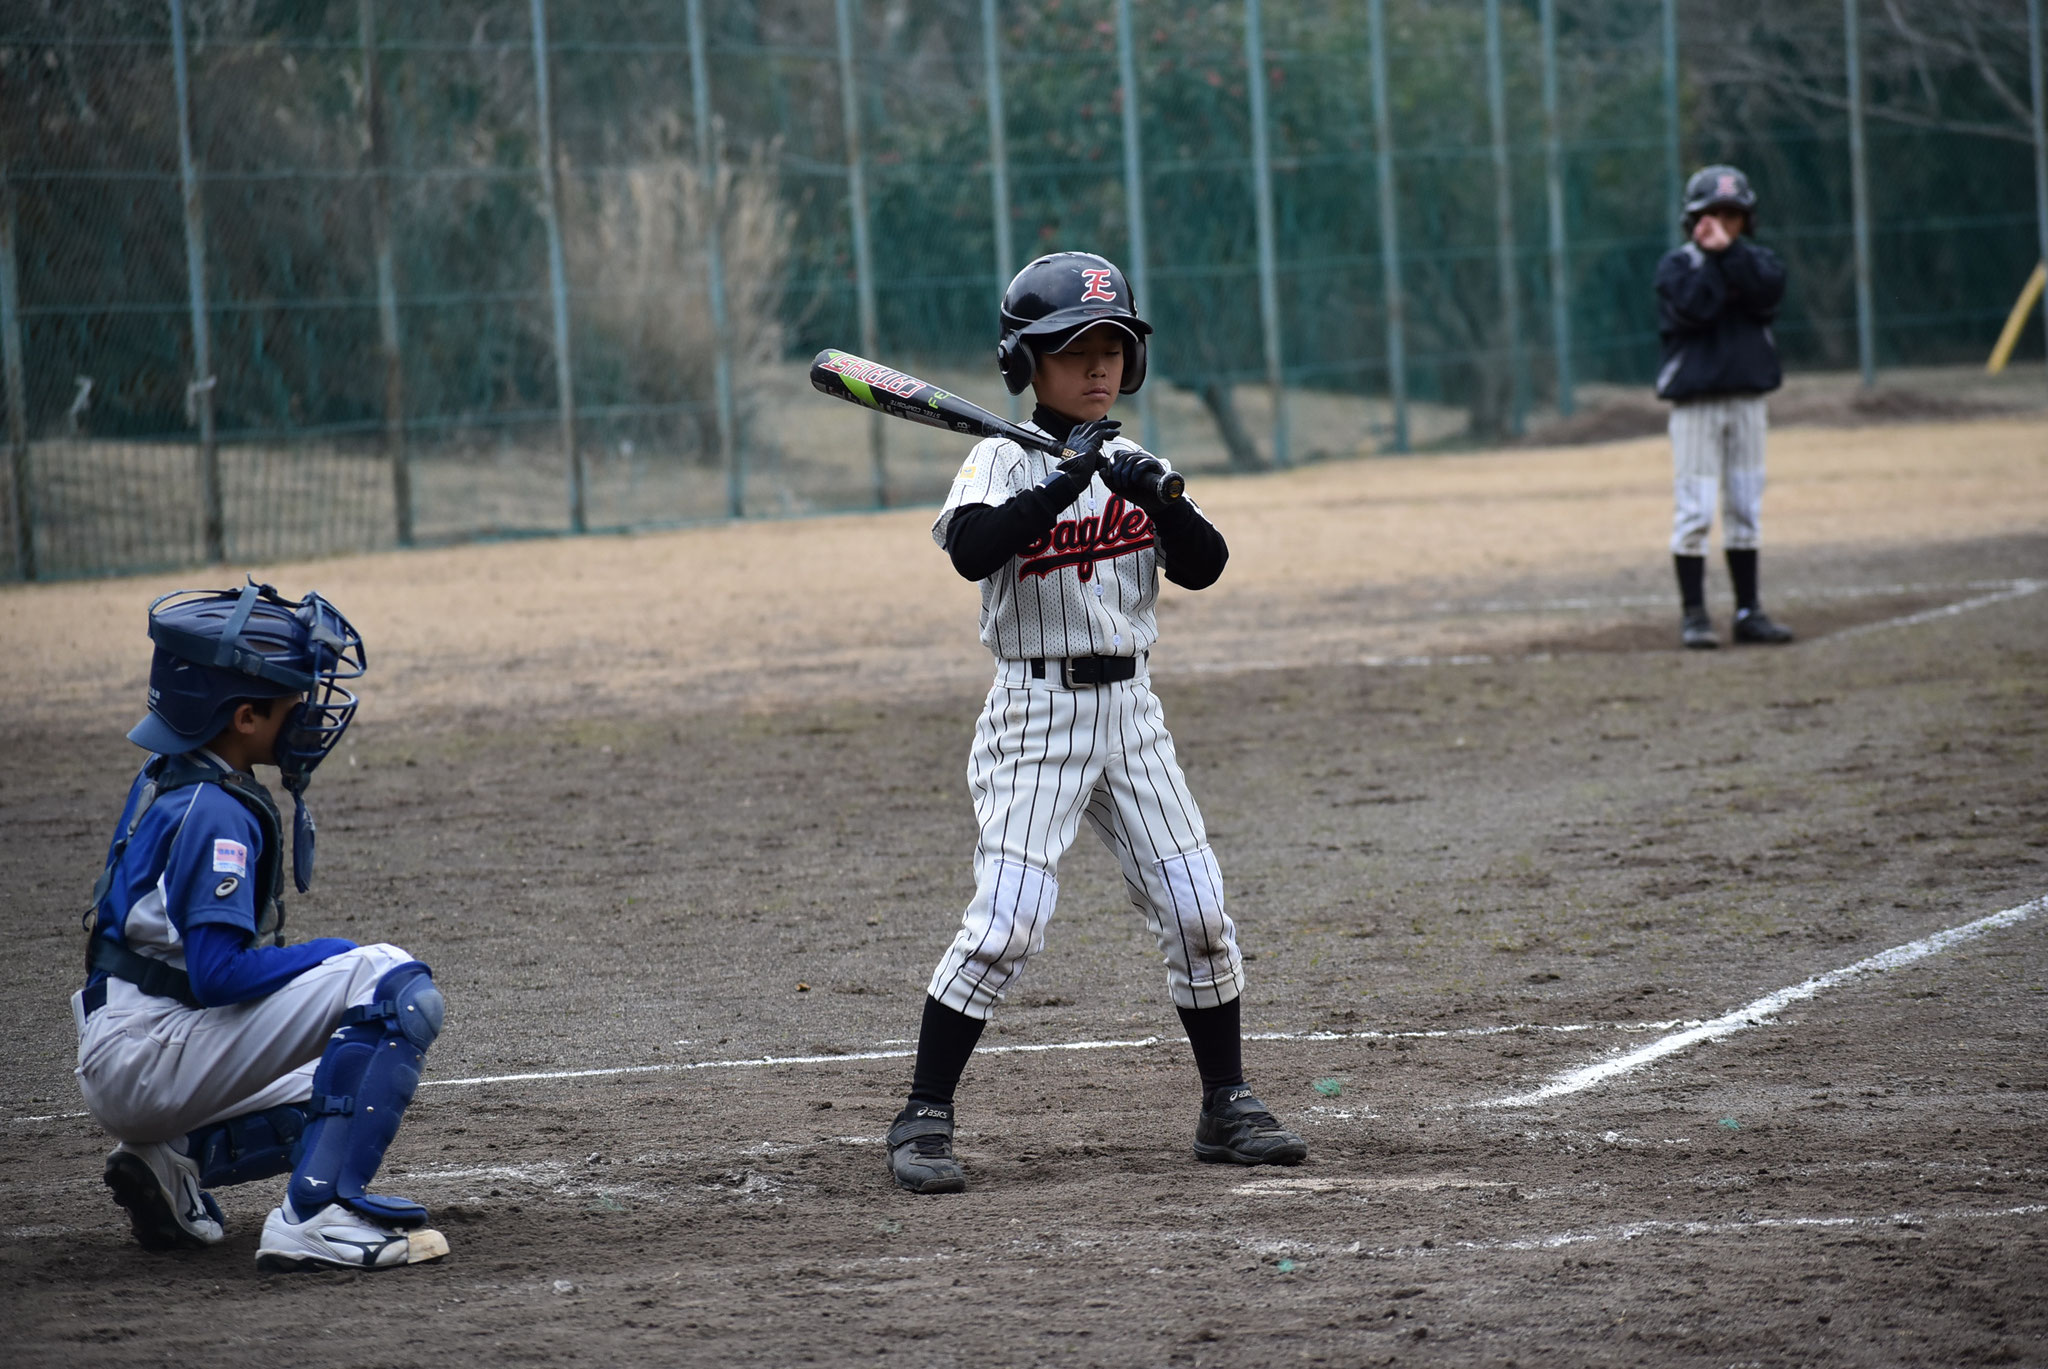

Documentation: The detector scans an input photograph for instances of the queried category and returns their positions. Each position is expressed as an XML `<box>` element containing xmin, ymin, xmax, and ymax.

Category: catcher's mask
<box><xmin>997</xmin><ymin>251</ymin><xmax>1153</xmax><ymax>397</ymax></box>
<box><xmin>131</xmin><ymin>580</ymin><xmax>366</xmax><ymax>890</ymax></box>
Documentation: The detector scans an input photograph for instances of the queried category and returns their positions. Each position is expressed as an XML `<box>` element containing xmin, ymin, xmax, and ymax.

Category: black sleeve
<box><xmin>1151</xmin><ymin>497</ymin><xmax>1228</xmax><ymax>591</ymax></box>
<box><xmin>1718</xmin><ymin>241</ymin><xmax>1786</xmax><ymax>320</ymax></box>
<box><xmin>1655</xmin><ymin>245</ymin><xmax>1726</xmax><ymax>332</ymax></box>
<box><xmin>942</xmin><ymin>473</ymin><xmax>1088</xmax><ymax>581</ymax></box>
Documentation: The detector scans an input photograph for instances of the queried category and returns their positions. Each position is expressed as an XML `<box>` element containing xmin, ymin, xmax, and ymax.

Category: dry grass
<box><xmin>4</xmin><ymin>414</ymin><xmax>2041</xmax><ymax>738</ymax></box>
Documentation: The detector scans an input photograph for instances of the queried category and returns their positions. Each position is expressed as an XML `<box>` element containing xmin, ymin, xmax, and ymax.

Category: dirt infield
<box><xmin>2</xmin><ymin>416</ymin><xmax>2044</xmax><ymax>1367</ymax></box>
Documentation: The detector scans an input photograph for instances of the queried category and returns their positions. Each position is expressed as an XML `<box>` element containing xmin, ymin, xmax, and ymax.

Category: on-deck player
<box><xmin>77</xmin><ymin>581</ymin><xmax>449</xmax><ymax>1271</ymax></box>
<box><xmin>1656</xmin><ymin>164</ymin><xmax>1795</xmax><ymax>650</ymax></box>
<box><xmin>885</xmin><ymin>251</ymin><xmax>1308</xmax><ymax>1194</ymax></box>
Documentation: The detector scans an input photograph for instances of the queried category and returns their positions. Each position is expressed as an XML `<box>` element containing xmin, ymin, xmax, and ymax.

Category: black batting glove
<box><xmin>1104</xmin><ymin>448</ymin><xmax>1175</xmax><ymax>511</ymax></box>
<box><xmin>1056</xmin><ymin>418</ymin><xmax>1120</xmax><ymax>481</ymax></box>
<box><xmin>1039</xmin><ymin>418</ymin><xmax>1120</xmax><ymax>505</ymax></box>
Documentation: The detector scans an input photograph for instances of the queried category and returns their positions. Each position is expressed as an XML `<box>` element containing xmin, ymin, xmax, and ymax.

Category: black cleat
<box><xmin>1193</xmin><ymin>1088</ymin><xmax>1308</xmax><ymax>1166</ymax></box>
<box><xmin>1681</xmin><ymin>606</ymin><xmax>1717</xmax><ymax>650</ymax></box>
<box><xmin>1733</xmin><ymin>609</ymin><xmax>1793</xmax><ymax>644</ymax></box>
<box><xmin>887</xmin><ymin>1104</ymin><xmax>966</xmax><ymax>1194</ymax></box>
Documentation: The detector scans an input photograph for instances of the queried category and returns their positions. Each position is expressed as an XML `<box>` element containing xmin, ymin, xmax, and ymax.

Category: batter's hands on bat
<box><xmin>1104</xmin><ymin>448</ymin><xmax>1178</xmax><ymax>510</ymax></box>
<box><xmin>1692</xmin><ymin>212</ymin><xmax>1735</xmax><ymax>253</ymax></box>
<box><xmin>1055</xmin><ymin>418</ymin><xmax>1121</xmax><ymax>483</ymax></box>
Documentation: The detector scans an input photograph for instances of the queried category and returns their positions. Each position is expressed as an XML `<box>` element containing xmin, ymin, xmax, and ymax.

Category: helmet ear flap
<box><xmin>1120</xmin><ymin>335</ymin><xmax>1147</xmax><ymax>394</ymax></box>
<box><xmin>997</xmin><ymin>331</ymin><xmax>1035</xmax><ymax>395</ymax></box>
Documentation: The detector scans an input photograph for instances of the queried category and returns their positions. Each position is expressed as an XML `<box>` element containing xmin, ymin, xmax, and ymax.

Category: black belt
<box><xmin>85</xmin><ymin>937</ymin><xmax>203</xmax><ymax>1009</ymax></box>
<box><xmin>1029</xmin><ymin>655</ymin><xmax>1139</xmax><ymax>688</ymax></box>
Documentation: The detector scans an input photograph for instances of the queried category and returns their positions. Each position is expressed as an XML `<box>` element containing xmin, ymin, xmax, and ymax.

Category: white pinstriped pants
<box><xmin>927</xmin><ymin>661</ymin><xmax>1245</xmax><ymax>1020</ymax></box>
<box><xmin>1669</xmin><ymin>394</ymin><xmax>1768</xmax><ymax>556</ymax></box>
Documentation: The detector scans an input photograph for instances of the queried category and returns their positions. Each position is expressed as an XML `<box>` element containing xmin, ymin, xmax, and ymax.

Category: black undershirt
<box><xmin>943</xmin><ymin>404</ymin><xmax>1228</xmax><ymax>591</ymax></box>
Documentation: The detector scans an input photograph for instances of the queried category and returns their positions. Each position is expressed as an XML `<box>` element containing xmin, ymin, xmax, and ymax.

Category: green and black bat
<box><xmin>809</xmin><ymin>348</ymin><xmax>1183</xmax><ymax>502</ymax></box>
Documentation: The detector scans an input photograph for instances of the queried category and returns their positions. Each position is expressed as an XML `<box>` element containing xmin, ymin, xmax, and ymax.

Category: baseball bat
<box><xmin>808</xmin><ymin>349</ymin><xmax>1184</xmax><ymax>502</ymax></box>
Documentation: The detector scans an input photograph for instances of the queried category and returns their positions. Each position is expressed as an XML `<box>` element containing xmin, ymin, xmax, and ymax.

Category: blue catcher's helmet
<box><xmin>131</xmin><ymin>580</ymin><xmax>366</xmax><ymax>795</ymax></box>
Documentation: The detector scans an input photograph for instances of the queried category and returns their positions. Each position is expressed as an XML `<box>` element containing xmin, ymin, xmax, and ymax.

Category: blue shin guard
<box><xmin>187</xmin><ymin>1104</ymin><xmax>310</xmax><ymax>1189</ymax></box>
<box><xmin>287</xmin><ymin>961</ymin><xmax>444</xmax><ymax>1226</ymax></box>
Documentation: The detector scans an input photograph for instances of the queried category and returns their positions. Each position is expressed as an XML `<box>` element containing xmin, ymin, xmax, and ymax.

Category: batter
<box><xmin>886</xmin><ymin>251</ymin><xmax>1307</xmax><ymax>1195</ymax></box>
<box><xmin>76</xmin><ymin>581</ymin><xmax>449</xmax><ymax>1271</ymax></box>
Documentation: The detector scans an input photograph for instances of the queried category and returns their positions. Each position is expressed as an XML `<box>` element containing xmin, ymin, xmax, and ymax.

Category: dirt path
<box><xmin>2</xmin><ymin>419</ymin><xmax>2043</xmax><ymax>1367</ymax></box>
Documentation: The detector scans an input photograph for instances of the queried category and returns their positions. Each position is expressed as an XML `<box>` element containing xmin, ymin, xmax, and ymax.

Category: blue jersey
<box><xmin>89</xmin><ymin>752</ymin><xmax>353</xmax><ymax>1007</ymax></box>
<box><xmin>92</xmin><ymin>752</ymin><xmax>267</xmax><ymax>981</ymax></box>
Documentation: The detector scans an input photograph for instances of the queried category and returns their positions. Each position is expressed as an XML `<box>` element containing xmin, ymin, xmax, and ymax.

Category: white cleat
<box><xmin>255</xmin><ymin>1201</ymin><xmax>449</xmax><ymax>1273</ymax></box>
<box><xmin>104</xmin><ymin>1140</ymin><xmax>226</xmax><ymax>1250</ymax></box>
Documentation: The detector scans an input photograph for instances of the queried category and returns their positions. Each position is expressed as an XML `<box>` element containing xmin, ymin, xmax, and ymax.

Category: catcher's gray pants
<box><xmin>1669</xmin><ymin>393</ymin><xmax>1768</xmax><ymax>556</ymax></box>
<box><xmin>73</xmin><ymin>942</ymin><xmax>414</xmax><ymax>1144</ymax></box>
<box><xmin>927</xmin><ymin>662</ymin><xmax>1245</xmax><ymax>1021</ymax></box>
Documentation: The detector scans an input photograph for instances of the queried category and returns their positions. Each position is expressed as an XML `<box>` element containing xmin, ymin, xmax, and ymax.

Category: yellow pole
<box><xmin>1987</xmin><ymin>261</ymin><xmax>2047</xmax><ymax>374</ymax></box>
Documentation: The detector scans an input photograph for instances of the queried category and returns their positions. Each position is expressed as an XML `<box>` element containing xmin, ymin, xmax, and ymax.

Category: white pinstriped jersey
<box><xmin>933</xmin><ymin>430</ymin><xmax>1173</xmax><ymax>661</ymax></box>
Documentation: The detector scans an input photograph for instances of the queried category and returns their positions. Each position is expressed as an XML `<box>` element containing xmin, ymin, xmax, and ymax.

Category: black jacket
<box><xmin>1654</xmin><ymin>238</ymin><xmax>1786</xmax><ymax>401</ymax></box>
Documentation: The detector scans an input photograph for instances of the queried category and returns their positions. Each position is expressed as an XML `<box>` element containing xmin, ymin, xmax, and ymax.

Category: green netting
<box><xmin>1</xmin><ymin>0</ymin><xmax>2040</xmax><ymax>580</ymax></box>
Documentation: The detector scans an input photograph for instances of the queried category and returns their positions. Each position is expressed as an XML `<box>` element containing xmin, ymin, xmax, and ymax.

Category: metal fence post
<box><xmin>1367</xmin><ymin>0</ymin><xmax>1409</xmax><ymax>453</ymax></box>
<box><xmin>1245</xmin><ymin>0</ymin><xmax>1288</xmax><ymax>467</ymax></box>
<box><xmin>687</xmin><ymin>0</ymin><xmax>742</xmax><ymax>519</ymax></box>
<box><xmin>1540</xmin><ymin>0</ymin><xmax>1573</xmax><ymax>417</ymax></box>
<box><xmin>1662</xmin><ymin>0</ymin><xmax>1681</xmax><ymax>241</ymax></box>
<box><xmin>1484</xmin><ymin>0</ymin><xmax>1525</xmax><ymax>436</ymax></box>
<box><xmin>169</xmin><ymin>0</ymin><xmax>223</xmax><ymax>563</ymax></box>
<box><xmin>834</xmin><ymin>0</ymin><xmax>886</xmax><ymax>509</ymax></box>
<box><xmin>1114</xmin><ymin>0</ymin><xmax>1159</xmax><ymax>454</ymax></box>
<box><xmin>359</xmin><ymin>0</ymin><xmax>410</xmax><ymax>546</ymax></box>
<box><xmin>2026</xmin><ymin>0</ymin><xmax>2046</xmax><ymax>390</ymax></box>
<box><xmin>981</xmin><ymin>0</ymin><xmax>1019</xmax><ymax>422</ymax></box>
<box><xmin>528</xmin><ymin>0</ymin><xmax>583</xmax><ymax>532</ymax></box>
<box><xmin>1</xmin><ymin>156</ymin><xmax>31</xmax><ymax>580</ymax></box>
<box><xmin>1844</xmin><ymin>0</ymin><xmax>1875</xmax><ymax>387</ymax></box>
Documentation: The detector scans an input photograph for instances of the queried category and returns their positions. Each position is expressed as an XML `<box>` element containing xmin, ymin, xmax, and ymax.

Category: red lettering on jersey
<box><xmin>1018</xmin><ymin>495</ymin><xmax>1155</xmax><ymax>582</ymax></box>
<box><xmin>1079</xmin><ymin>268</ymin><xmax>1118</xmax><ymax>303</ymax></box>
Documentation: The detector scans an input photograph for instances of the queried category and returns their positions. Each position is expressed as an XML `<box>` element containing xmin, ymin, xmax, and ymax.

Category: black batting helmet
<box><xmin>1683</xmin><ymin>165</ymin><xmax>1758</xmax><ymax>232</ymax></box>
<box><xmin>996</xmin><ymin>251</ymin><xmax>1153</xmax><ymax>396</ymax></box>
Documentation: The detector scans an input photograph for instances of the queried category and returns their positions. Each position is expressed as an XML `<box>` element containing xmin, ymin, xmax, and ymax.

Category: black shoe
<box><xmin>1681</xmin><ymin>606</ymin><xmax>1717</xmax><ymax>650</ymax></box>
<box><xmin>1193</xmin><ymin>1088</ymin><xmax>1308</xmax><ymax>1166</ymax></box>
<box><xmin>887</xmin><ymin>1104</ymin><xmax>966</xmax><ymax>1194</ymax></box>
<box><xmin>1733</xmin><ymin>608</ymin><xmax>1793</xmax><ymax>644</ymax></box>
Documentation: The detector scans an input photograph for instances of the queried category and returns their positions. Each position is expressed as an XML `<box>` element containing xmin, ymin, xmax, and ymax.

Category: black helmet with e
<box><xmin>997</xmin><ymin>252</ymin><xmax>1153</xmax><ymax>396</ymax></box>
<box><xmin>1682</xmin><ymin>165</ymin><xmax>1758</xmax><ymax>234</ymax></box>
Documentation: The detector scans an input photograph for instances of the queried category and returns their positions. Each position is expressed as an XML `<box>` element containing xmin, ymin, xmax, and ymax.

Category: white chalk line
<box><xmin>1483</xmin><ymin>894</ymin><xmax>2045</xmax><ymax>1108</ymax></box>
<box><xmin>1250</xmin><ymin>1203</ymin><xmax>2048</xmax><ymax>1263</ymax></box>
<box><xmin>16</xmin><ymin>890</ymin><xmax>2040</xmax><ymax>1123</ymax></box>
<box><xmin>1179</xmin><ymin>576</ymin><xmax>2040</xmax><ymax>674</ymax></box>
<box><xmin>0</xmin><ymin>1017</ymin><xmax>1705</xmax><ymax>1125</ymax></box>
<box><xmin>1827</xmin><ymin>577</ymin><xmax>2042</xmax><ymax>640</ymax></box>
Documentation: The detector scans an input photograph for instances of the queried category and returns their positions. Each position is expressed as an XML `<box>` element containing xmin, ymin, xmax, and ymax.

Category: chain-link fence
<box><xmin>4</xmin><ymin>0</ymin><xmax>2044</xmax><ymax>581</ymax></box>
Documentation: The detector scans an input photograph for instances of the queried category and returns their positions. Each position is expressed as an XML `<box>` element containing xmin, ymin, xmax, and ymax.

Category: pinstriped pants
<box><xmin>1669</xmin><ymin>394</ymin><xmax>1768</xmax><ymax>556</ymax></box>
<box><xmin>927</xmin><ymin>662</ymin><xmax>1245</xmax><ymax>1020</ymax></box>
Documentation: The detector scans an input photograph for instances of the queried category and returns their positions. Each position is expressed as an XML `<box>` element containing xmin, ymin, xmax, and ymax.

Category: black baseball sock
<box><xmin>906</xmin><ymin>995</ymin><xmax>986</xmax><ymax>1109</ymax></box>
<box><xmin>1673</xmin><ymin>554</ymin><xmax>1707</xmax><ymax>611</ymax></box>
<box><xmin>1726</xmin><ymin>547</ymin><xmax>1760</xmax><ymax>613</ymax></box>
<box><xmin>1177</xmin><ymin>998</ymin><xmax>1246</xmax><ymax>1105</ymax></box>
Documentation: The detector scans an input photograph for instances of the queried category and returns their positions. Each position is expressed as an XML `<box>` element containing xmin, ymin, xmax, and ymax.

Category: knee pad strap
<box><xmin>187</xmin><ymin>1103</ymin><xmax>309</xmax><ymax>1189</ymax></box>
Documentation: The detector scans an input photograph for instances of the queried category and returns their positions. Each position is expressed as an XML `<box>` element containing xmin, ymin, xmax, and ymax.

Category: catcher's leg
<box><xmin>258</xmin><ymin>961</ymin><xmax>449</xmax><ymax>1272</ymax></box>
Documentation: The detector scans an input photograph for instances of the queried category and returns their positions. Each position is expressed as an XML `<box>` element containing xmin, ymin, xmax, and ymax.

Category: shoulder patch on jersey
<box><xmin>214</xmin><ymin>875</ymin><xmax>240</xmax><ymax>899</ymax></box>
<box><xmin>212</xmin><ymin>837</ymin><xmax>249</xmax><ymax>878</ymax></box>
<box><xmin>955</xmin><ymin>463</ymin><xmax>977</xmax><ymax>482</ymax></box>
